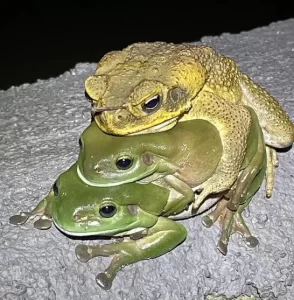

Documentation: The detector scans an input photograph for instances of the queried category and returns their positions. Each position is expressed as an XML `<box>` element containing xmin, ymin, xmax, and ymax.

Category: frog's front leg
<box><xmin>182</xmin><ymin>91</ymin><xmax>252</xmax><ymax>211</ymax></box>
<box><xmin>9</xmin><ymin>188</ymin><xmax>54</xmax><ymax>230</ymax></box>
<box><xmin>75</xmin><ymin>217</ymin><xmax>186</xmax><ymax>290</ymax></box>
<box><xmin>161</xmin><ymin>175</ymin><xmax>195</xmax><ymax>216</ymax></box>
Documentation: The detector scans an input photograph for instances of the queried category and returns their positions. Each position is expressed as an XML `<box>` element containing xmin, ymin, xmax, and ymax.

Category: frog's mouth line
<box><xmin>52</xmin><ymin>218</ymin><xmax>145</xmax><ymax>237</ymax></box>
<box><xmin>128</xmin><ymin>117</ymin><xmax>178</xmax><ymax>135</ymax></box>
<box><xmin>77</xmin><ymin>165</ymin><xmax>137</xmax><ymax>187</ymax></box>
<box><xmin>76</xmin><ymin>165</ymin><xmax>156</xmax><ymax>187</ymax></box>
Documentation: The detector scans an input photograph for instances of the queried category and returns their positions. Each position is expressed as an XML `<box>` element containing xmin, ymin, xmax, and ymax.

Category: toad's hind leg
<box><xmin>265</xmin><ymin>146</ymin><xmax>279</xmax><ymax>198</ymax></box>
<box><xmin>239</xmin><ymin>73</ymin><xmax>294</xmax><ymax>149</ymax></box>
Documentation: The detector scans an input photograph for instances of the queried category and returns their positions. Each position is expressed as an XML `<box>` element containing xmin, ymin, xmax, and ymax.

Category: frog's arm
<box><xmin>181</xmin><ymin>90</ymin><xmax>252</xmax><ymax>211</ymax></box>
<box><xmin>9</xmin><ymin>189</ymin><xmax>54</xmax><ymax>230</ymax></box>
<box><xmin>75</xmin><ymin>217</ymin><xmax>186</xmax><ymax>290</ymax></box>
<box><xmin>160</xmin><ymin>175</ymin><xmax>195</xmax><ymax>216</ymax></box>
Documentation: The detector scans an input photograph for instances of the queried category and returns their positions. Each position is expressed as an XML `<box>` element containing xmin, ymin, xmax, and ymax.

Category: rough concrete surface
<box><xmin>1</xmin><ymin>19</ymin><xmax>294</xmax><ymax>300</ymax></box>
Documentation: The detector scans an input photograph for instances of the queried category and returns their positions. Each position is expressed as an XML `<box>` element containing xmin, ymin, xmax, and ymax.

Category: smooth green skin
<box><xmin>9</xmin><ymin>109</ymin><xmax>266</xmax><ymax>290</ymax></box>
<box><xmin>77</xmin><ymin>119</ymin><xmax>223</xmax><ymax>189</ymax></box>
<box><xmin>9</xmin><ymin>122</ymin><xmax>266</xmax><ymax>291</ymax></box>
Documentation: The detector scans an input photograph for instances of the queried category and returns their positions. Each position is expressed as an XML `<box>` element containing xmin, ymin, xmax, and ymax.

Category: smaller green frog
<box><xmin>10</xmin><ymin>155</ymin><xmax>265</xmax><ymax>290</ymax></box>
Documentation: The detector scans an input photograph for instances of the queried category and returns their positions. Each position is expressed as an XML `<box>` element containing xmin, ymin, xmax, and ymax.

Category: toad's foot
<box><xmin>265</xmin><ymin>146</ymin><xmax>278</xmax><ymax>198</ymax></box>
<box><xmin>9</xmin><ymin>194</ymin><xmax>53</xmax><ymax>230</ymax></box>
<box><xmin>202</xmin><ymin>198</ymin><xmax>258</xmax><ymax>255</ymax></box>
<box><xmin>75</xmin><ymin>217</ymin><xmax>186</xmax><ymax>290</ymax></box>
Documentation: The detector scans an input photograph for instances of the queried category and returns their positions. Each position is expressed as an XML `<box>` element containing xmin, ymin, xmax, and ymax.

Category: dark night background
<box><xmin>1</xmin><ymin>1</ymin><xmax>294</xmax><ymax>90</ymax></box>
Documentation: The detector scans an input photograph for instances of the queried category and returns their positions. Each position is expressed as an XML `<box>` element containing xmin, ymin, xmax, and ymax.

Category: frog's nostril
<box><xmin>73</xmin><ymin>213</ymin><xmax>88</xmax><ymax>222</ymax></box>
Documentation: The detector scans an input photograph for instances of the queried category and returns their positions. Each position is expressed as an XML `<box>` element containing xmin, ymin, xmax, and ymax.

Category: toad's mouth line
<box><xmin>128</xmin><ymin>118</ymin><xmax>178</xmax><ymax>135</ymax></box>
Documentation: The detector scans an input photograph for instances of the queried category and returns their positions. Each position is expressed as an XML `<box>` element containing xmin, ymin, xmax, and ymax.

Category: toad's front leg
<box><xmin>75</xmin><ymin>217</ymin><xmax>186</xmax><ymax>290</ymax></box>
<box><xmin>182</xmin><ymin>91</ymin><xmax>252</xmax><ymax>211</ymax></box>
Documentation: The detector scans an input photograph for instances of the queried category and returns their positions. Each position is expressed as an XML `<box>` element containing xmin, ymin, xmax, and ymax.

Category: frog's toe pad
<box><xmin>75</xmin><ymin>245</ymin><xmax>91</xmax><ymax>262</ymax></box>
<box><xmin>217</xmin><ymin>241</ymin><xmax>228</xmax><ymax>256</ymax></box>
<box><xmin>96</xmin><ymin>272</ymin><xmax>112</xmax><ymax>290</ymax></box>
<box><xmin>34</xmin><ymin>218</ymin><xmax>52</xmax><ymax>230</ymax></box>
<box><xmin>201</xmin><ymin>216</ymin><xmax>214</xmax><ymax>228</ymax></box>
<box><xmin>9</xmin><ymin>212</ymin><xmax>30</xmax><ymax>225</ymax></box>
<box><xmin>245</xmin><ymin>236</ymin><xmax>259</xmax><ymax>248</ymax></box>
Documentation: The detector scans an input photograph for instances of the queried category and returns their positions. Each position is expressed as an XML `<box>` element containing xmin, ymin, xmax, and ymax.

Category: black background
<box><xmin>1</xmin><ymin>0</ymin><xmax>294</xmax><ymax>90</ymax></box>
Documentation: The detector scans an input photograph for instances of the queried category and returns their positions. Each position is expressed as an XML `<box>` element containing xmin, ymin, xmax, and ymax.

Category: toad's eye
<box><xmin>116</xmin><ymin>156</ymin><xmax>133</xmax><ymax>170</ymax></box>
<box><xmin>52</xmin><ymin>181</ymin><xmax>58</xmax><ymax>196</ymax></box>
<box><xmin>78</xmin><ymin>137</ymin><xmax>83</xmax><ymax>149</ymax></box>
<box><xmin>142</xmin><ymin>95</ymin><xmax>161</xmax><ymax>113</ymax></box>
<box><xmin>99</xmin><ymin>204</ymin><xmax>117</xmax><ymax>218</ymax></box>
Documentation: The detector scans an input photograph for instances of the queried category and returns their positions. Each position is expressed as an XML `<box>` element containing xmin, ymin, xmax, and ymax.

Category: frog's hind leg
<box><xmin>9</xmin><ymin>191</ymin><xmax>54</xmax><ymax>230</ymax></box>
<box><xmin>75</xmin><ymin>217</ymin><xmax>186</xmax><ymax>290</ymax></box>
<box><xmin>219</xmin><ymin>198</ymin><xmax>259</xmax><ymax>255</ymax></box>
<box><xmin>202</xmin><ymin>154</ymin><xmax>266</xmax><ymax>255</ymax></box>
<box><xmin>202</xmin><ymin>198</ymin><xmax>259</xmax><ymax>255</ymax></box>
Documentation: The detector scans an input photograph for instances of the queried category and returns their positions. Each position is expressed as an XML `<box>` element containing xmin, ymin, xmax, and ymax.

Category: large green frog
<box><xmin>9</xmin><ymin>160</ymin><xmax>265</xmax><ymax>290</ymax></box>
<box><xmin>77</xmin><ymin>118</ymin><xmax>223</xmax><ymax>190</ymax></box>
<box><xmin>84</xmin><ymin>42</ymin><xmax>294</xmax><ymax>206</ymax></box>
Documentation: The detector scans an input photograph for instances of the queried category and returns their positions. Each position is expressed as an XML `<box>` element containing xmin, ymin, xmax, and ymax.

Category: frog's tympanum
<box><xmin>85</xmin><ymin>42</ymin><xmax>294</xmax><ymax>209</ymax></box>
<box><xmin>10</xmin><ymin>109</ymin><xmax>266</xmax><ymax>290</ymax></box>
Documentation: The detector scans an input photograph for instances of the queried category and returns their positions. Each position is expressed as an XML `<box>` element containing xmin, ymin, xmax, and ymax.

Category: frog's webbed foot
<box><xmin>202</xmin><ymin>198</ymin><xmax>259</xmax><ymax>255</ymax></box>
<box><xmin>75</xmin><ymin>217</ymin><xmax>186</xmax><ymax>290</ymax></box>
<box><xmin>9</xmin><ymin>195</ymin><xmax>53</xmax><ymax>230</ymax></box>
<box><xmin>265</xmin><ymin>146</ymin><xmax>278</xmax><ymax>198</ymax></box>
<box><xmin>9</xmin><ymin>212</ymin><xmax>52</xmax><ymax>230</ymax></box>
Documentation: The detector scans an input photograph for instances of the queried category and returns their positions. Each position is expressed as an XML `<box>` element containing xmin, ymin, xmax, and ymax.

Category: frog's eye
<box><xmin>142</xmin><ymin>95</ymin><xmax>161</xmax><ymax>113</ymax></box>
<box><xmin>99</xmin><ymin>204</ymin><xmax>117</xmax><ymax>218</ymax></box>
<box><xmin>78</xmin><ymin>137</ymin><xmax>83</xmax><ymax>150</ymax></box>
<box><xmin>52</xmin><ymin>181</ymin><xmax>58</xmax><ymax>196</ymax></box>
<box><xmin>116</xmin><ymin>156</ymin><xmax>133</xmax><ymax>170</ymax></box>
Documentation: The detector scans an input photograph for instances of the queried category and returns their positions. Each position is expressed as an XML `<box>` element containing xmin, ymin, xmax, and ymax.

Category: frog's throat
<box><xmin>52</xmin><ymin>218</ymin><xmax>146</xmax><ymax>237</ymax></box>
<box><xmin>127</xmin><ymin>117</ymin><xmax>178</xmax><ymax>135</ymax></box>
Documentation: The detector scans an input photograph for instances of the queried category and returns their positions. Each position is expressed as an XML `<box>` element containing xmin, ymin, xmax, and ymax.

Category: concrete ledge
<box><xmin>1</xmin><ymin>19</ymin><xmax>294</xmax><ymax>300</ymax></box>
